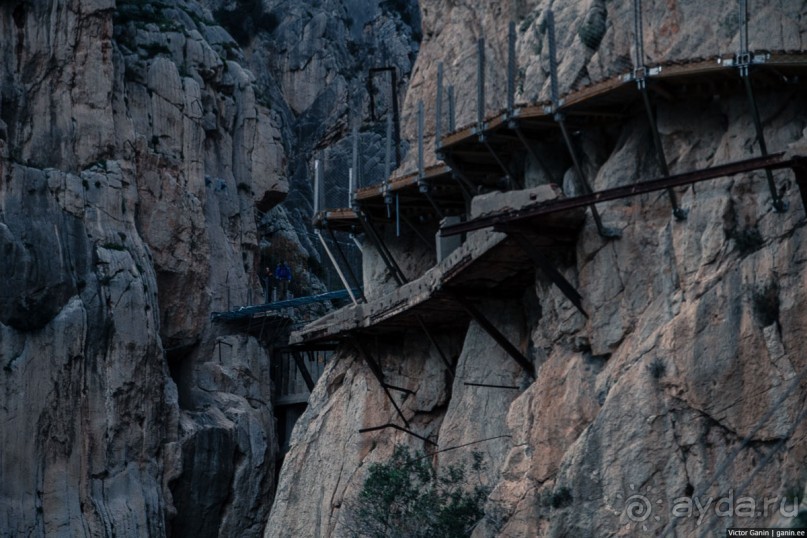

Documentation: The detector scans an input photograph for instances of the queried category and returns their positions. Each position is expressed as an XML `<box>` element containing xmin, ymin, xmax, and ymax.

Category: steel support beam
<box><xmin>449</xmin><ymin>292</ymin><xmax>535</xmax><ymax>378</ymax></box>
<box><xmin>316</xmin><ymin>230</ymin><xmax>359</xmax><ymax>305</ymax></box>
<box><xmin>480</xmin><ymin>137</ymin><xmax>513</xmax><ymax>188</ymax></box>
<box><xmin>351</xmin><ymin>337</ymin><xmax>410</xmax><ymax>428</ymax></box>
<box><xmin>507</xmin><ymin>231</ymin><xmax>588</xmax><ymax>318</ymax></box>
<box><xmin>400</xmin><ymin>214</ymin><xmax>434</xmax><ymax>250</ymax></box>
<box><xmin>441</xmin><ymin>153</ymin><xmax>795</xmax><ymax>236</ymax></box>
<box><xmin>736</xmin><ymin>0</ymin><xmax>786</xmax><ymax>212</ymax></box>
<box><xmin>358</xmin><ymin>423</ymin><xmax>437</xmax><ymax>446</ymax></box>
<box><xmin>464</xmin><ymin>382</ymin><xmax>520</xmax><ymax>390</ymax></box>
<box><xmin>290</xmin><ymin>351</ymin><xmax>316</xmax><ymax>392</ymax></box>
<box><xmin>359</xmin><ymin>212</ymin><xmax>408</xmax><ymax>285</ymax></box>
<box><xmin>416</xmin><ymin>314</ymin><xmax>455</xmax><ymax>377</ymax></box>
<box><xmin>326</xmin><ymin>227</ymin><xmax>365</xmax><ymax>302</ymax></box>
<box><xmin>547</xmin><ymin>9</ymin><xmax>617</xmax><ymax>239</ymax></box>
<box><xmin>438</xmin><ymin>151</ymin><xmax>475</xmax><ymax>202</ymax></box>
<box><xmin>557</xmin><ymin>118</ymin><xmax>618</xmax><ymax>238</ymax></box>
<box><xmin>511</xmin><ymin>122</ymin><xmax>554</xmax><ymax>182</ymax></box>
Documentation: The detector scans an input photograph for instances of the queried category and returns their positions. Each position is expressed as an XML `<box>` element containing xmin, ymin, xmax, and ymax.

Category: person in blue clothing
<box><xmin>274</xmin><ymin>261</ymin><xmax>292</xmax><ymax>300</ymax></box>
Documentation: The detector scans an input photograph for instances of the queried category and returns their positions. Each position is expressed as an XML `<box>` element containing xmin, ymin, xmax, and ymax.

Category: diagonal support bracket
<box><xmin>506</xmin><ymin>230</ymin><xmax>588</xmax><ymax>318</ymax></box>
<box><xmin>358</xmin><ymin>211</ymin><xmax>408</xmax><ymax>286</ymax></box>
<box><xmin>447</xmin><ymin>291</ymin><xmax>535</xmax><ymax>378</ymax></box>
<box><xmin>290</xmin><ymin>351</ymin><xmax>316</xmax><ymax>392</ymax></box>
<box><xmin>416</xmin><ymin>314</ymin><xmax>455</xmax><ymax>378</ymax></box>
<box><xmin>351</xmin><ymin>337</ymin><xmax>410</xmax><ymax>428</ymax></box>
<box><xmin>359</xmin><ymin>423</ymin><xmax>437</xmax><ymax>446</ymax></box>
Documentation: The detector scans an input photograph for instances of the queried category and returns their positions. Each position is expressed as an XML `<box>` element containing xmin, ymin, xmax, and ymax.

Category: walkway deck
<box><xmin>292</xmin><ymin>186</ymin><xmax>584</xmax><ymax>346</ymax></box>
<box><xmin>440</xmin><ymin>51</ymin><xmax>807</xmax><ymax>183</ymax></box>
<box><xmin>312</xmin><ymin>51</ymin><xmax>807</xmax><ymax>236</ymax></box>
<box><xmin>210</xmin><ymin>289</ymin><xmax>361</xmax><ymax>323</ymax></box>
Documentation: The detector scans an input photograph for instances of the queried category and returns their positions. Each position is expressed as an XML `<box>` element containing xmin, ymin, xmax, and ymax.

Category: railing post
<box><xmin>435</xmin><ymin>62</ymin><xmax>443</xmax><ymax>150</ymax></box>
<box><xmin>313</xmin><ymin>159</ymin><xmax>321</xmax><ymax>214</ymax></box>
<box><xmin>448</xmin><ymin>85</ymin><xmax>456</xmax><ymax>132</ymax></box>
<box><xmin>477</xmin><ymin>37</ymin><xmax>485</xmax><ymax>131</ymax></box>
<box><xmin>507</xmin><ymin>21</ymin><xmax>516</xmax><ymax>115</ymax></box>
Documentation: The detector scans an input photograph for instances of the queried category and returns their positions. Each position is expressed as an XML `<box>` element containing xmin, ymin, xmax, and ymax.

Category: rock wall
<box><xmin>0</xmin><ymin>0</ymin><xmax>287</xmax><ymax>535</ymax></box>
<box><xmin>266</xmin><ymin>1</ymin><xmax>807</xmax><ymax>537</ymax></box>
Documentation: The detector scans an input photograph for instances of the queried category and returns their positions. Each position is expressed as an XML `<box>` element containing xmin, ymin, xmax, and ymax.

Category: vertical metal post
<box><xmin>448</xmin><ymin>85</ymin><xmax>456</xmax><ymax>133</ymax></box>
<box><xmin>385</xmin><ymin>113</ymin><xmax>392</xmax><ymax>180</ymax></box>
<box><xmin>547</xmin><ymin>9</ymin><xmax>616</xmax><ymax>238</ymax></box>
<box><xmin>507</xmin><ymin>21</ymin><xmax>516</xmax><ymax>115</ymax></box>
<box><xmin>435</xmin><ymin>62</ymin><xmax>443</xmax><ymax>150</ymax></box>
<box><xmin>547</xmin><ymin>11</ymin><xmax>559</xmax><ymax>106</ymax></box>
<box><xmin>348</xmin><ymin>168</ymin><xmax>354</xmax><ymax>209</ymax></box>
<box><xmin>477</xmin><ymin>37</ymin><xmax>485</xmax><ymax>130</ymax></box>
<box><xmin>418</xmin><ymin>100</ymin><xmax>425</xmax><ymax>180</ymax></box>
<box><xmin>313</xmin><ymin>159</ymin><xmax>321</xmax><ymax>214</ymax></box>
<box><xmin>396</xmin><ymin>194</ymin><xmax>400</xmax><ymax>237</ymax></box>
<box><xmin>352</xmin><ymin>124</ymin><xmax>360</xmax><ymax>188</ymax></box>
<box><xmin>633</xmin><ymin>0</ymin><xmax>644</xmax><ymax>73</ymax></box>
<box><xmin>390</xmin><ymin>68</ymin><xmax>401</xmax><ymax>168</ymax></box>
<box><xmin>738</xmin><ymin>0</ymin><xmax>748</xmax><ymax>59</ymax></box>
<box><xmin>736</xmin><ymin>0</ymin><xmax>786</xmax><ymax>211</ymax></box>
<box><xmin>633</xmin><ymin>0</ymin><xmax>686</xmax><ymax>219</ymax></box>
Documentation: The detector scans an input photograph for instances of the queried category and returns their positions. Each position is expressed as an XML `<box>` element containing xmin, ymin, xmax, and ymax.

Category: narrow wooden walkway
<box><xmin>313</xmin><ymin>51</ymin><xmax>807</xmax><ymax>233</ymax></box>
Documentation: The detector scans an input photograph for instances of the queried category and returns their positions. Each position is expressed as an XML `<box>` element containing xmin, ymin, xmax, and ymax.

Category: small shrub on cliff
<box><xmin>344</xmin><ymin>445</ymin><xmax>489</xmax><ymax>538</ymax></box>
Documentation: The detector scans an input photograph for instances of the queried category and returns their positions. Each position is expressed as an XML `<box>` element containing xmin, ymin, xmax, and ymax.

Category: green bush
<box><xmin>345</xmin><ymin>445</ymin><xmax>489</xmax><ymax>538</ymax></box>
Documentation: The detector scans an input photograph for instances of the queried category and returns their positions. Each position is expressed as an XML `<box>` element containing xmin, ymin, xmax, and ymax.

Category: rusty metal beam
<box><xmin>351</xmin><ymin>337</ymin><xmax>410</xmax><ymax>428</ymax></box>
<box><xmin>359</xmin><ymin>211</ymin><xmax>408</xmax><ymax>286</ymax></box>
<box><xmin>290</xmin><ymin>351</ymin><xmax>316</xmax><ymax>392</ymax></box>
<box><xmin>359</xmin><ymin>423</ymin><xmax>437</xmax><ymax>446</ymax></box>
<box><xmin>448</xmin><ymin>292</ymin><xmax>535</xmax><ymax>378</ymax></box>
<box><xmin>442</xmin><ymin>153</ymin><xmax>796</xmax><ymax>236</ymax></box>
<box><xmin>507</xmin><ymin>231</ymin><xmax>588</xmax><ymax>318</ymax></box>
<box><xmin>416</xmin><ymin>314</ymin><xmax>455</xmax><ymax>377</ymax></box>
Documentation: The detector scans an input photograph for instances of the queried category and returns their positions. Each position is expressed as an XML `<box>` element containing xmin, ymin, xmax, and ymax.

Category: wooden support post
<box><xmin>290</xmin><ymin>351</ymin><xmax>316</xmax><ymax>392</ymax></box>
<box><xmin>449</xmin><ymin>292</ymin><xmax>535</xmax><ymax>378</ymax></box>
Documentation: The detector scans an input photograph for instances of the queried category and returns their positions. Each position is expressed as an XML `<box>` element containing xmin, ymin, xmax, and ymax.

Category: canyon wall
<box><xmin>0</xmin><ymin>0</ymin><xmax>283</xmax><ymax>535</ymax></box>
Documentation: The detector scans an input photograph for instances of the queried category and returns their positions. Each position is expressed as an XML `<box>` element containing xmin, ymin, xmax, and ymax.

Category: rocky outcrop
<box><xmin>0</xmin><ymin>0</ymin><xmax>288</xmax><ymax>535</ymax></box>
<box><xmin>266</xmin><ymin>1</ymin><xmax>807</xmax><ymax>537</ymax></box>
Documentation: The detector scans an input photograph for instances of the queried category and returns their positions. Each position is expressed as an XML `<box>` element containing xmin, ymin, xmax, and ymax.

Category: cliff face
<box><xmin>267</xmin><ymin>1</ymin><xmax>807</xmax><ymax>537</ymax></box>
<box><xmin>0</xmin><ymin>0</ymin><xmax>421</xmax><ymax>535</ymax></box>
<box><xmin>0</xmin><ymin>0</ymin><xmax>284</xmax><ymax>535</ymax></box>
